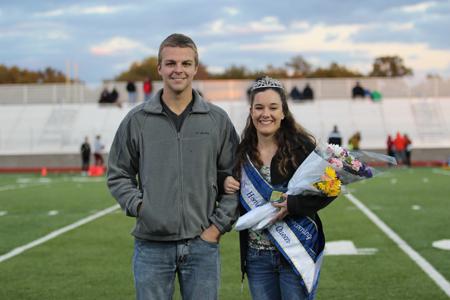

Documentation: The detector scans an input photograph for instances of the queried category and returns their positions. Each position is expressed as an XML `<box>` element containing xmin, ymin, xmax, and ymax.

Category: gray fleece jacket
<box><xmin>107</xmin><ymin>89</ymin><xmax>239</xmax><ymax>241</ymax></box>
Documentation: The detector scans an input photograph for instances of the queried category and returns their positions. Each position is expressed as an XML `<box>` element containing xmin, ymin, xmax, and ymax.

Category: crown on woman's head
<box><xmin>251</xmin><ymin>76</ymin><xmax>284</xmax><ymax>92</ymax></box>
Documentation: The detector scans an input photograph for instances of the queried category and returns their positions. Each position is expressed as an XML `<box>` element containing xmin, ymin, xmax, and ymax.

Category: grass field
<box><xmin>0</xmin><ymin>167</ymin><xmax>449</xmax><ymax>299</ymax></box>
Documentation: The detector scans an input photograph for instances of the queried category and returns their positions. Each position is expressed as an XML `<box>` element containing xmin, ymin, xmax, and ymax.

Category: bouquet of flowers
<box><xmin>235</xmin><ymin>143</ymin><xmax>396</xmax><ymax>231</ymax></box>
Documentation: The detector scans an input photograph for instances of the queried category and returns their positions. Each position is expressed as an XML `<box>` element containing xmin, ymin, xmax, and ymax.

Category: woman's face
<box><xmin>251</xmin><ymin>89</ymin><xmax>285</xmax><ymax>138</ymax></box>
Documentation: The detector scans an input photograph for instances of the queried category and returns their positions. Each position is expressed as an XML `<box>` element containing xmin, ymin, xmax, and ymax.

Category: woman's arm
<box><xmin>286</xmin><ymin>194</ymin><xmax>335</xmax><ymax>217</ymax></box>
<box><xmin>270</xmin><ymin>194</ymin><xmax>335</xmax><ymax>222</ymax></box>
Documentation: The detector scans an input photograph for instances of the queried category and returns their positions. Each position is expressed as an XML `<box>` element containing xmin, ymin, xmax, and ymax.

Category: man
<box><xmin>393</xmin><ymin>132</ymin><xmax>406</xmax><ymax>165</ymax></box>
<box><xmin>302</xmin><ymin>83</ymin><xmax>314</xmax><ymax>100</ymax></box>
<box><xmin>107</xmin><ymin>33</ymin><xmax>239</xmax><ymax>300</ymax></box>
<box><xmin>126</xmin><ymin>81</ymin><xmax>137</xmax><ymax>105</ymax></box>
<box><xmin>93</xmin><ymin>135</ymin><xmax>105</xmax><ymax>166</ymax></box>
<box><xmin>328</xmin><ymin>125</ymin><xmax>342</xmax><ymax>146</ymax></box>
<box><xmin>80</xmin><ymin>136</ymin><xmax>91</xmax><ymax>175</ymax></box>
<box><xmin>352</xmin><ymin>81</ymin><xmax>366</xmax><ymax>99</ymax></box>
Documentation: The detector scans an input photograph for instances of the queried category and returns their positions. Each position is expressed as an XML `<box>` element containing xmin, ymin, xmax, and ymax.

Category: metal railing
<box><xmin>0</xmin><ymin>77</ymin><xmax>449</xmax><ymax>105</ymax></box>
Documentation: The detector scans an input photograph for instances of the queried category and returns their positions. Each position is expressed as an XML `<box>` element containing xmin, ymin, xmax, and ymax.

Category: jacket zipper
<box><xmin>177</xmin><ymin>129</ymin><xmax>184</xmax><ymax>236</ymax></box>
<box><xmin>161</xmin><ymin>112</ymin><xmax>184</xmax><ymax>236</ymax></box>
<box><xmin>178</xmin><ymin>113</ymin><xmax>191</xmax><ymax>237</ymax></box>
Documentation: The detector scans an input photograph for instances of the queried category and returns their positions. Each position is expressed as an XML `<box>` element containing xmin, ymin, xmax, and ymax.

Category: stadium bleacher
<box><xmin>0</xmin><ymin>79</ymin><xmax>449</xmax><ymax>169</ymax></box>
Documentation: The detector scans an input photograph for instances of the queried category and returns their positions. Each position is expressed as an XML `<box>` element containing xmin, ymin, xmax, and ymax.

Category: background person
<box><xmin>404</xmin><ymin>133</ymin><xmax>412</xmax><ymax>167</ymax></box>
<box><xmin>93</xmin><ymin>135</ymin><xmax>105</xmax><ymax>166</ymax></box>
<box><xmin>126</xmin><ymin>81</ymin><xmax>137</xmax><ymax>105</ymax></box>
<box><xmin>143</xmin><ymin>77</ymin><xmax>153</xmax><ymax>102</ymax></box>
<box><xmin>107</xmin><ymin>33</ymin><xmax>239</xmax><ymax>300</ymax></box>
<box><xmin>328</xmin><ymin>125</ymin><xmax>342</xmax><ymax>146</ymax></box>
<box><xmin>386</xmin><ymin>134</ymin><xmax>395</xmax><ymax>166</ymax></box>
<box><xmin>348</xmin><ymin>131</ymin><xmax>361</xmax><ymax>150</ymax></box>
<box><xmin>302</xmin><ymin>83</ymin><xmax>314</xmax><ymax>100</ymax></box>
<box><xmin>289</xmin><ymin>86</ymin><xmax>302</xmax><ymax>101</ymax></box>
<box><xmin>352</xmin><ymin>82</ymin><xmax>365</xmax><ymax>99</ymax></box>
<box><xmin>393</xmin><ymin>132</ymin><xmax>406</xmax><ymax>165</ymax></box>
<box><xmin>80</xmin><ymin>136</ymin><xmax>91</xmax><ymax>175</ymax></box>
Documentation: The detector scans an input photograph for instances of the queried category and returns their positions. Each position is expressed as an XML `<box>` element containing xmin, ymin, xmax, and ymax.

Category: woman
<box><xmin>223</xmin><ymin>76</ymin><xmax>335</xmax><ymax>300</ymax></box>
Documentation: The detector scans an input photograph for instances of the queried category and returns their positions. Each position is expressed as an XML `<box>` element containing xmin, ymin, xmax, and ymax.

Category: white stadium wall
<box><xmin>0</xmin><ymin>98</ymin><xmax>449</xmax><ymax>164</ymax></box>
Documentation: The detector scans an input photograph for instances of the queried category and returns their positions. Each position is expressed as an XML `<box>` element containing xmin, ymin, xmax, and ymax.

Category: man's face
<box><xmin>158</xmin><ymin>46</ymin><xmax>198</xmax><ymax>95</ymax></box>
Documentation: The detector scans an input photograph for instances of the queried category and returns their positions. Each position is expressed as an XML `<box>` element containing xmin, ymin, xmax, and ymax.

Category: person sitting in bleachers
<box><xmin>352</xmin><ymin>82</ymin><xmax>366</xmax><ymax>99</ymax></box>
<box><xmin>99</xmin><ymin>88</ymin><xmax>111</xmax><ymax>104</ymax></box>
<box><xmin>99</xmin><ymin>87</ymin><xmax>121</xmax><ymax>107</ymax></box>
<box><xmin>328</xmin><ymin>125</ymin><xmax>342</xmax><ymax>146</ymax></box>
<box><xmin>348</xmin><ymin>131</ymin><xmax>361</xmax><ymax>150</ymax></box>
<box><xmin>289</xmin><ymin>86</ymin><xmax>303</xmax><ymax>101</ymax></box>
<box><xmin>302</xmin><ymin>83</ymin><xmax>314</xmax><ymax>100</ymax></box>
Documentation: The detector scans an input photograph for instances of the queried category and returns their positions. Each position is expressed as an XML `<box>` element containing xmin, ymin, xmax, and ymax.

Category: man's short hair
<box><xmin>158</xmin><ymin>33</ymin><xmax>198</xmax><ymax>66</ymax></box>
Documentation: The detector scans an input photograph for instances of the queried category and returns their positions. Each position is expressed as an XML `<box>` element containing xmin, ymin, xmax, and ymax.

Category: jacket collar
<box><xmin>143</xmin><ymin>88</ymin><xmax>210</xmax><ymax>114</ymax></box>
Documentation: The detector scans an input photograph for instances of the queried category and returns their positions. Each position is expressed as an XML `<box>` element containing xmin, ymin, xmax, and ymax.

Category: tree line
<box><xmin>0</xmin><ymin>65</ymin><xmax>68</xmax><ymax>84</ymax></box>
<box><xmin>116</xmin><ymin>55</ymin><xmax>413</xmax><ymax>81</ymax></box>
<box><xmin>0</xmin><ymin>55</ymin><xmax>413</xmax><ymax>84</ymax></box>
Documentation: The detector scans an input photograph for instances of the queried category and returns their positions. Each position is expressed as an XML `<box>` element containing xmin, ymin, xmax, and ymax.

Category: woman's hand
<box><xmin>224</xmin><ymin>176</ymin><xmax>240</xmax><ymax>194</ymax></box>
<box><xmin>270</xmin><ymin>194</ymin><xmax>289</xmax><ymax>222</ymax></box>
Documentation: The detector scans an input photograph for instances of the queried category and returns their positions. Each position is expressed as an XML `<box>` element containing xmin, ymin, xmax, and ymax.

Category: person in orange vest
<box><xmin>393</xmin><ymin>132</ymin><xmax>406</xmax><ymax>165</ymax></box>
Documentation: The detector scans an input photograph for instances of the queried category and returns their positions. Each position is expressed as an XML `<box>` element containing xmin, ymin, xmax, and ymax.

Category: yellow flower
<box><xmin>313</xmin><ymin>166</ymin><xmax>341</xmax><ymax>197</ymax></box>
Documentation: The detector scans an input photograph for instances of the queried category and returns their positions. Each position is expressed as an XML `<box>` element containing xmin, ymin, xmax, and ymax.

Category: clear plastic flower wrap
<box><xmin>235</xmin><ymin>143</ymin><xmax>397</xmax><ymax>231</ymax></box>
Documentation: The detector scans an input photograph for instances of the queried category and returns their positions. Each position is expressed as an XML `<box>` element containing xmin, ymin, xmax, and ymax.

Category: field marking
<box><xmin>325</xmin><ymin>240</ymin><xmax>378</xmax><ymax>255</ymax></box>
<box><xmin>432</xmin><ymin>169</ymin><xmax>450</xmax><ymax>176</ymax></box>
<box><xmin>345</xmin><ymin>193</ymin><xmax>450</xmax><ymax>297</ymax></box>
<box><xmin>0</xmin><ymin>204</ymin><xmax>120</xmax><ymax>263</ymax></box>
<box><xmin>432</xmin><ymin>240</ymin><xmax>450</xmax><ymax>251</ymax></box>
<box><xmin>0</xmin><ymin>182</ymin><xmax>47</xmax><ymax>192</ymax></box>
<box><xmin>411</xmin><ymin>205</ymin><xmax>422</xmax><ymax>210</ymax></box>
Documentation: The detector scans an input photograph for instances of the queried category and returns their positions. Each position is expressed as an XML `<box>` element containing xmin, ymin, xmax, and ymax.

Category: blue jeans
<box><xmin>128</xmin><ymin>92</ymin><xmax>137</xmax><ymax>104</ymax></box>
<box><xmin>247</xmin><ymin>247</ymin><xmax>309</xmax><ymax>300</ymax></box>
<box><xmin>133</xmin><ymin>237</ymin><xmax>220</xmax><ymax>300</ymax></box>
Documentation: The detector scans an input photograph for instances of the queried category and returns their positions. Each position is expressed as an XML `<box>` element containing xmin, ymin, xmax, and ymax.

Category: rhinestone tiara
<box><xmin>251</xmin><ymin>76</ymin><xmax>284</xmax><ymax>92</ymax></box>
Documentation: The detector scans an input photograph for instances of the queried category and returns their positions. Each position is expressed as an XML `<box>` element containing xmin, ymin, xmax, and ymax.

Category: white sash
<box><xmin>240</xmin><ymin>159</ymin><xmax>323</xmax><ymax>298</ymax></box>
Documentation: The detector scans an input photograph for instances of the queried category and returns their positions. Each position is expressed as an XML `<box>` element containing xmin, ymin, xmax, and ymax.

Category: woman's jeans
<box><xmin>133</xmin><ymin>237</ymin><xmax>220</xmax><ymax>300</ymax></box>
<box><xmin>247</xmin><ymin>247</ymin><xmax>309</xmax><ymax>300</ymax></box>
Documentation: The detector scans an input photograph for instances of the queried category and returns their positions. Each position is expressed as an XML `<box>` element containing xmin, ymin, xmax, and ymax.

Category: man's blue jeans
<box><xmin>133</xmin><ymin>237</ymin><xmax>220</xmax><ymax>300</ymax></box>
<box><xmin>246</xmin><ymin>248</ymin><xmax>309</xmax><ymax>300</ymax></box>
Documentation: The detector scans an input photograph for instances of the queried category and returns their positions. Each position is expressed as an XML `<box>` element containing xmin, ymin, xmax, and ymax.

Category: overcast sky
<box><xmin>1</xmin><ymin>0</ymin><xmax>449</xmax><ymax>84</ymax></box>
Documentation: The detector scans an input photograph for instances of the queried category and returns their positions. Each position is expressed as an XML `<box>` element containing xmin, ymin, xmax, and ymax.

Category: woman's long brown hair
<box><xmin>234</xmin><ymin>86</ymin><xmax>316</xmax><ymax>178</ymax></box>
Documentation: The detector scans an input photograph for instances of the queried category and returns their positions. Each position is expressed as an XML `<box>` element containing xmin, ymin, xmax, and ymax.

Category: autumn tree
<box><xmin>285</xmin><ymin>55</ymin><xmax>312</xmax><ymax>77</ymax></box>
<box><xmin>194</xmin><ymin>63</ymin><xmax>210</xmax><ymax>80</ymax></box>
<box><xmin>115</xmin><ymin>56</ymin><xmax>159</xmax><ymax>81</ymax></box>
<box><xmin>309</xmin><ymin>62</ymin><xmax>362</xmax><ymax>78</ymax></box>
<box><xmin>116</xmin><ymin>56</ymin><xmax>210</xmax><ymax>81</ymax></box>
<box><xmin>369</xmin><ymin>55</ymin><xmax>413</xmax><ymax>77</ymax></box>
<box><xmin>214</xmin><ymin>65</ymin><xmax>250</xmax><ymax>79</ymax></box>
<box><xmin>265</xmin><ymin>64</ymin><xmax>289</xmax><ymax>79</ymax></box>
<box><xmin>0</xmin><ymin>64</ymin><xmax>67</xmax><ymax>83</ymax></box>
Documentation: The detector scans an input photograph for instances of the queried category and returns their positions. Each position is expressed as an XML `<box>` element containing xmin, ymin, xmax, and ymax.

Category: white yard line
<box><xmin>345</xmin><ymin>193</ymin><xmax>450</xmax><ymax>297</ymax></box>
<box><xmin>0</xmin><ymin>204</ymin><xmax>120</xmax><ymax>263</ymax></box>
<box><xmin>0</xmin><ymin>183</ymin><xmax>46</xmax><ymax>192</ymax></box>
<box><xmin>432</xmin><ymin>169</ymin><xmax>450</xmax><ymax>176</ymax></box>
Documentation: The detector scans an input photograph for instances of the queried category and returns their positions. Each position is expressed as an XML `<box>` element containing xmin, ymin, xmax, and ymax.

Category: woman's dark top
<box><xmin>238</xmin><ymin>139</ymin><xmax>335</xmax><ymax>279</ymax></box>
